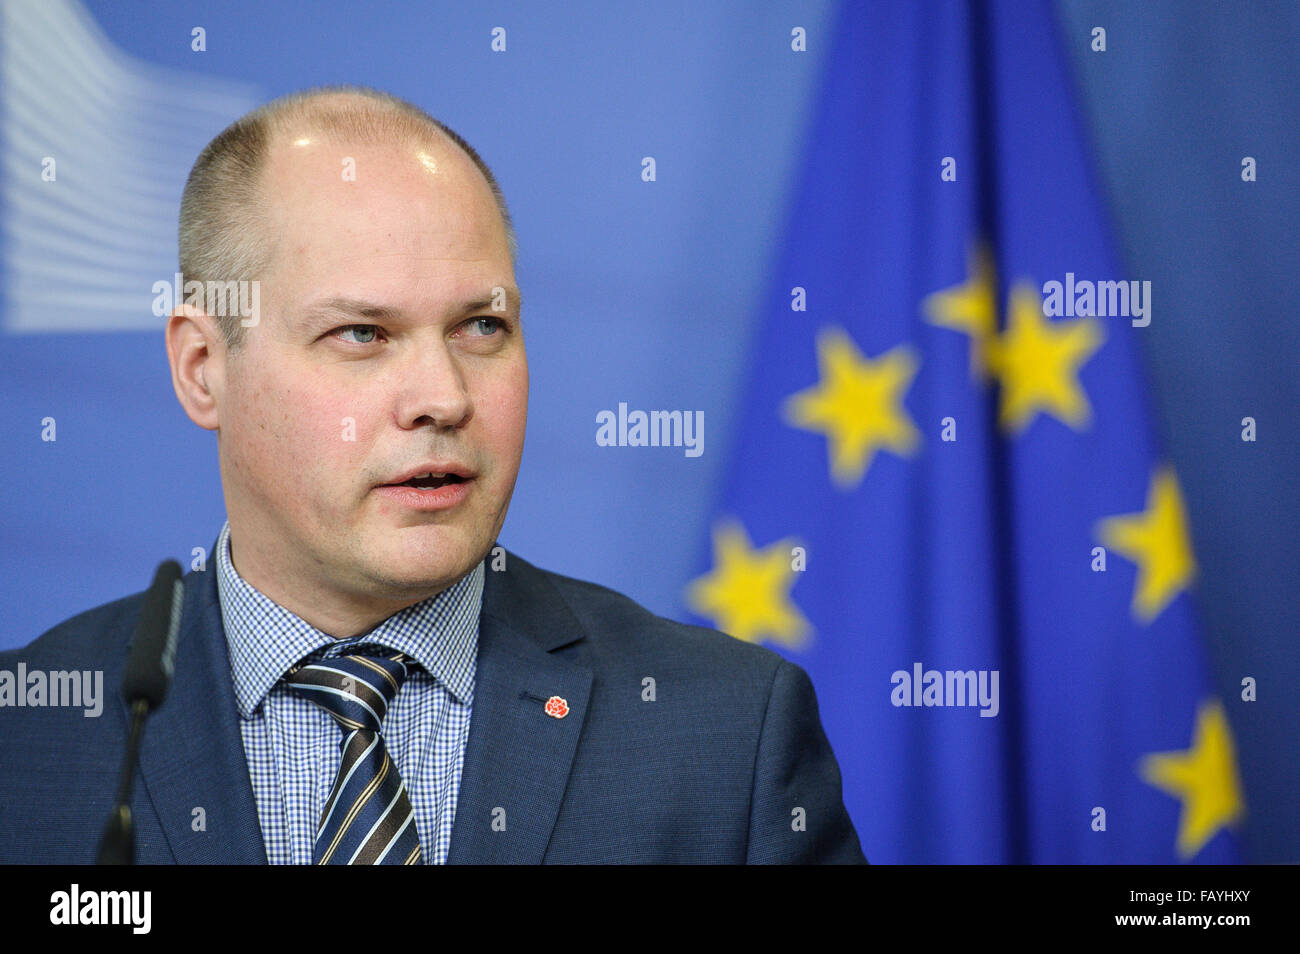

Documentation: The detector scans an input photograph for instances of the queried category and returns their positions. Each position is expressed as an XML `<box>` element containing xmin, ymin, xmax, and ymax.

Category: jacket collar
<box><xmin>446</xmin><ymin>553</ymin><xmax>593</xmax><ymax>864</ymax></box>
<box><xmin>133</xmin><ymin>555</ymin><xmax>267</xmax><ymax>863</ymax></box>
<box><xmin>134</xmin><ymin>543</ymin><xmax>592</xmax><ymax>865</ymax></box>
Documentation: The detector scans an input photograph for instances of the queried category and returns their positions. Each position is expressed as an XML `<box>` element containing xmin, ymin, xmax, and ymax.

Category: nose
<box><xmin>395</xmin><ymin>338</ymin><xmax>473</xmax><ymax>430</ymax></box>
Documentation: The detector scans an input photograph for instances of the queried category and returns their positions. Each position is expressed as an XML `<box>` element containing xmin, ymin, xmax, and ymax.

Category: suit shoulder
<box><xmin>1</xmin><ymin>590</ymin><xmax>142</xmax><ymax>667</ymax></box>
<box><xmin>505</xmin><ymin>552</ymin><xmax>786</xmax><ymax>682</ymax></box>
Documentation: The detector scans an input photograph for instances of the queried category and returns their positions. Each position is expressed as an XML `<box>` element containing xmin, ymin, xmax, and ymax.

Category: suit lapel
<box><xmin>134</xmin><ymin>554</ymin><xmax>266</xmax><ymax>863</ymax></box>
<box><xmin>447</xmin><ymin>556</ymin><xmax>592</xmax><ymax>864</ymax></box>
<box><xmin>132</xmin><ymin>545</ymin><xmax>588</xmax><ymax>864</ymax></box>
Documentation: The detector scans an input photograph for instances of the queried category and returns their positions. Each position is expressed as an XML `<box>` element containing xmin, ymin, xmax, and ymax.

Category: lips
<box><xmin>374</xmin><ymin>466</ymin><xmax>474</xmax><ymax>512</ymax></box>
<box><xmin>380</xmin><ymin>463</ymin><xmax>475</xmax><ymax>488</ymax></box>
<box><xmin>395</xmin><ymin>473</ymin><xmax>464</xmax><ymax>489</ymax></box>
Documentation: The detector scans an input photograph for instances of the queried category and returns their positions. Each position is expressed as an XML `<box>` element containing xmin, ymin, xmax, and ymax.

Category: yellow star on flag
<box><xmin>685</xmin><ymin>521</ymin><xmax>810</xmax><ymax>648</ymax></box>
<box><xmin>1096</xmin><ymin>467</ymin><xmax>1197</xmax><ymax>624</ymax></box>
<box><xmin>922</xmin><ymin>243</ymin><xmax>997</xmax><ymax>377</ymax></box>
<box><xmin>1139</xmin><ymin>699</ymin><xmax>1245</xmax><ymax>860</ymax></box>
<box><xmin>782</xmin><ymin>327</ymin><xmax>920</xmax><ymax>489</ymax></box>
<box><xmin>984</xmin><ymin>281</ymin><xmax>1103</xmax><ymax>434</ymax></box>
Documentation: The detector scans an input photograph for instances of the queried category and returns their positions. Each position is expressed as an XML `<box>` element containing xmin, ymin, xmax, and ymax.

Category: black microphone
<box><xmin>96</xmin><ymin>560</ymin><xmax>184</xmax><ymax>865</ymax></box>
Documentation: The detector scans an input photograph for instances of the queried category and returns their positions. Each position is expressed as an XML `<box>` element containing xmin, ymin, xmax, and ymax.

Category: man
<box><xmin>0</xmin><ymin>87</ymin><xmax>865</xmax><ymax>864</ymax></box>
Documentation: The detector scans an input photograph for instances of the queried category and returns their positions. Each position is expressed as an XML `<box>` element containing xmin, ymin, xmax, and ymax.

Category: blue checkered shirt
<box><xmin>214</xmin><ymin>520</ymin><xmax>480</xmax><ymax>865</ymax></box>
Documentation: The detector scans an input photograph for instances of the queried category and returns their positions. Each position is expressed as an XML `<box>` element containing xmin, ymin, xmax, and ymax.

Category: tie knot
<box><xmin>284</xmin><ymin>647</ymin><xmax>412</xmax><ymax>733</ymax></box>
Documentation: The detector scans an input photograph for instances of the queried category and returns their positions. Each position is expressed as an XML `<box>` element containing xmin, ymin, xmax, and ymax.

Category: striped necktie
<box><xmin>284</xmin><ymin>648</ymin><xmax>423</xmax><ymax>865</ymax></box>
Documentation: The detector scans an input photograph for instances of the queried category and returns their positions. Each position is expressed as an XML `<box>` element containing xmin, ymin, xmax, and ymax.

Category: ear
<box><xmin>166</xmin><ymin>303</ymin><xmax>224</xmax><ymax>431</ymax></box>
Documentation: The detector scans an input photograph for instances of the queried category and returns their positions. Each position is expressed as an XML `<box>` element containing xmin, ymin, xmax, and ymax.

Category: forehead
<box><xmin>258</xmin><ymin>132</ymin><xmax>511</xmax><ymax>289</ymax></box>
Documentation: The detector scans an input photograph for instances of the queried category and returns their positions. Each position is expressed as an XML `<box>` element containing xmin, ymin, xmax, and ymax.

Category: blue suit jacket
<box><xmin>0</xmin><ymin>547</ymin><xmax>865</xmax><ymax>864</ymax></box>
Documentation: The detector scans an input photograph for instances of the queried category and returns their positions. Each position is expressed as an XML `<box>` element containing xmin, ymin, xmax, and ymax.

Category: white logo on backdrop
<box><xmin>1</xmin><ymin>0</ymin><xmax>259</xmax><ymax>333</ymax></box>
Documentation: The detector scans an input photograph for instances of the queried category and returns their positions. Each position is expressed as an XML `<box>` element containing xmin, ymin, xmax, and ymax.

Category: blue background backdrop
<box><xmin>2</xmin><ymin>0</ymin><xmax>1295</xmax><ymax>862</ymax></box>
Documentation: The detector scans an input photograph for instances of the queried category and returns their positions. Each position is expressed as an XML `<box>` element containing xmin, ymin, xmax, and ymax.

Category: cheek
<box><xmin>233</xmin><ymin>372</ymin><xmax>372</xmax><ymax>492</ymax></box>
<box><xmin>300</xmin><ymin>388</ymin><xmax>378</xmax><ymax>483</ymax></box>
<box><xmin>475</xmin><ymin>367</ymin><xmax>529</xmax><ymax>457</ymax></box>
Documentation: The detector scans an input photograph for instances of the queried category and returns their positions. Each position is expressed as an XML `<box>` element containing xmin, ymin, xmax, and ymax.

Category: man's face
<box><xmin>207</xmin><ymin>132</ymin><xmax>526</xmax><ymax>631</ymax></box>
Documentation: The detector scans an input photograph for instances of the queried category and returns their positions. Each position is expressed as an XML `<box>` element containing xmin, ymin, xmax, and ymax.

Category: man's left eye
<box><xmin>467</xmin><ymin>317</ymin><xmax>505</xmax><ymax>336</ymax></box>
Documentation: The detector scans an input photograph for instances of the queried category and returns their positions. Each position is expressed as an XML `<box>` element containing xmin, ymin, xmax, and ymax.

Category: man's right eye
<box><xmin>332</xmin><ymin>324</ymin><xmax>384</xmax><ymax>345</ymax></box>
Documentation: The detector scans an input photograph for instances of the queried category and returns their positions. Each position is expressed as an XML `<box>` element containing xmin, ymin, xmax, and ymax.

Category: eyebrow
<box><xmin>297</xmin><ymin>288</ymin><xmax>523</xmax><ymax>328</ymax></box>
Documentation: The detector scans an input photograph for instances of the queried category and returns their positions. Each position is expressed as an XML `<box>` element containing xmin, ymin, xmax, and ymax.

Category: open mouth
<box><xmin>390</xmin><ymin>473</ymin><xmax>468</xmax><ymax>490</ymax></box>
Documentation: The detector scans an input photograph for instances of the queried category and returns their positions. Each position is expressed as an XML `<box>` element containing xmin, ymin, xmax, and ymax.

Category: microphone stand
<box><xmin>96</xmin><ymin>698</ymin><xmax>150</xmax><ymax>865</ymax></box>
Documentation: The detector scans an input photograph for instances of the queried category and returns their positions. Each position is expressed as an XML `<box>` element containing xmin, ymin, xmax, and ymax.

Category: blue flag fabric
<box><xmin>685</xmin><ymin>0</ymin><xmax>1242</xmax><ymax>863</ymax></box>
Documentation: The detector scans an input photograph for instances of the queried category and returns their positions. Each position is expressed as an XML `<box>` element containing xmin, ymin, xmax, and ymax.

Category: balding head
<box><xmin>178</xmin><ymin>86</ymin><xmax>515</xmax><ymax>351</ymax></box>
<box><xmin>165</xmin><ymin>85</ymin><xmax>528</xmax><ymax>637</ymax></box>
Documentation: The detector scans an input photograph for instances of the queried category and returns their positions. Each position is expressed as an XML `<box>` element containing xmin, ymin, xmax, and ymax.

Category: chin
<box><xmin>371</xmin><ymin>535</ymin><xmax>484</xmax><ymax>587</ymax></box>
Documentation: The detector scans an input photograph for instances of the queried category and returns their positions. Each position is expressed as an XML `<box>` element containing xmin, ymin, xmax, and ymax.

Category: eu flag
<box><xmin>684</xmin><ymin>0</ymin><xmax>1243</xmax><ymax>863</ymax></box>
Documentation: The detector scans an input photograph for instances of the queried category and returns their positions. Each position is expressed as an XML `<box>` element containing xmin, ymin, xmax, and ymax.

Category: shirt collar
<box><xmin>215</xmin><ymin>520</ymin><xmax>481</xmax><ymax>718</ymax></box>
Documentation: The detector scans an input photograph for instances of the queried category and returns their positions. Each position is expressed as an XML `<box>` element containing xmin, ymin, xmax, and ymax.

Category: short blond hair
<box><xmin>178</xmin><ymin>85</ymin><xmax>516</xmax><ymax>351</ymax></box>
